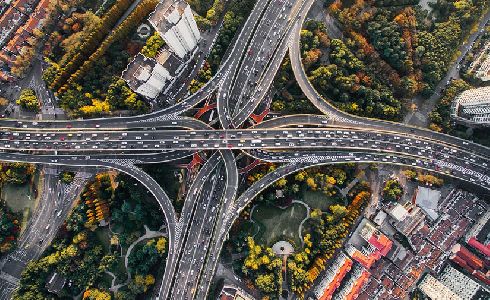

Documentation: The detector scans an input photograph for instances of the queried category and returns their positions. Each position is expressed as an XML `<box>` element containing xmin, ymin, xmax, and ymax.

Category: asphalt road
<box><xmin>1</xmin><ymin>0</ymin><xmax>490</xmax><ymax>299</ymax></box>
<box><xmin>0</xmin><ymin>167</ymin><xmax>92</xmax><ymax>300</ymax></box>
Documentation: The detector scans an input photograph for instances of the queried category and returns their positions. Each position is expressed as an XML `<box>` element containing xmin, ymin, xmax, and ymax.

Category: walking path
<box><xmin>291</xmin><ymin>200</ymin><xmax>310</xmax><ymax>246</ymax></box>
<box><xmin>108</xmin><ymin>225</ymin><xmax>166</xmax><ymax>292</ymax></box>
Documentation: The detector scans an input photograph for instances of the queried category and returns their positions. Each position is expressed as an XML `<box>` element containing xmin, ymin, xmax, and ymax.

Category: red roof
<box><xmin>350</xmin><ymin>249</ymin><xmax>379</xmax><ymax>269</ymax></box>
<box><xmin>346</xmin><ymin>271</ymin><xmax>371</xmax><ymax>300</ymax></box>
<box><xmin>451</xmin><ymin>254</ymin><xmax>475</xmax><ymax>274</ymax></box>
<box><xmin>319</xmin><ymin>258</ymin><xmax>353</xmax><ymax>300</ymax></box>
<box><xmin>473</xmin><ymin>271</ymin><xmax>490</xmax><ymax>285</ymax></box>
<box><xmin>468</xmin><ymin>237</ymin><xmax>490</xmax><ymax>258</ymax></box>
<box><xmin>368</xmin><ymin>234</ymin><xmax>392</xmax><ymax>257</ymax></box>
<box><xmin>452</xmin><ymin>244</ymin><xmax>484</xmax><ymax>270</ymax></box>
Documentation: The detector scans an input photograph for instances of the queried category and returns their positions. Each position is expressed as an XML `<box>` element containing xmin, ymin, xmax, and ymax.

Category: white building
<box><xmin>415</xmin><ymin>186</ymin><xmax>441</xmax><ymax>221</ymax></box>
<box><xmin>451</xmin><ymin>87</ymin><xmax>490</xmax><ymax>126</ymax></box>
<box><xmin>122</xmin><ymin>52</ymin><xmax>182</xmax><ymax>100</ymax></box>
<box><xmin>149</xmin><ymin>0</ymin><xmax>200</xmax><ymax>59</ymax></box>
<box><xmin>419</xmin><ymin>274</ymin><xmax>462</xmax><ymax>300</ymax></box>
<box><xmin>439</xmin><ymin>265</ymin><xmax>486</xmax><ymax>300</ymax></box>
<box><xmin>469</xmin><ymin>41</ymin><xmax>490</xmax><ymax>82</ymax></box>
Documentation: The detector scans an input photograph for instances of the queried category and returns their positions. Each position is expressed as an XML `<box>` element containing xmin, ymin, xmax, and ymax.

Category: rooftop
<box><xmin>122</xmin><ymin>53</ymin><xmax>159</xmax><ymax>90</ymax></box>
<box><xmin>155</xmin><ymin>48</ymin><xmax>183</xmax><ymax>76</ymax></box>
<box><xmin>149</xmin><ymin>0</ymin><xmax>188</xmax><ymax>34</ymax></box>
<box><xmin>415</xmin><ymin>186</ymin><xmax>441</xmax><ymax>221</ymax></box>
<box><xmin>418</xmin><ymin>274</ymin><xmax>461</xmax><ymax>300</ymax></box>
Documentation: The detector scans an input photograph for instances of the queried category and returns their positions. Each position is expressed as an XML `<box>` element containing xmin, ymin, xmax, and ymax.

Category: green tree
<box><xmin>141</xmin><ymin>32</ymin><xmax>165</xmax><ymax>58</ymax></box>
<box><xmin>255</xmin><ymin>273</ymin><xmax>276</xmax><ymax>293</ymax></box>
<box><xmin>16</xmin><ymin>89</ymin><xmax>39</xmax><ymax>111</ymax></box>
<box><xmin>383</xmin><ymin>179</ymin><xmax>403</xmax><ymax>202</ymax></box>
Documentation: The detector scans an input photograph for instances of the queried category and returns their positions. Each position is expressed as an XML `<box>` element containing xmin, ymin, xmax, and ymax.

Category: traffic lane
<box><xmin>217</xmin><ymin>0</ymin><xmax>284</xmax><ymax>127</ymax></box>
<box><xmin>4</xmin><ymin>126</ymin><xmax>488</xmax><ymax>161</ymax></box>
<box><xmin>0</xmin><ymin>117</ymin><xmax>212</xmax><ymax>131</ymax></box>
<box><xmin>2</xmin><ymin>129</ymin><xmax>488</xmax><ymax>174</ymax></box>
<box><xmin>227</xmin><ymin>0</ymin><xmax>293</xmax><ymax>114</ymax></box>
<box><xmin>230</xmin><ymin>0</ymin><xmax>313</xmax><ymax>127</ymax></box>
<box><xmin>172</xmin><ymin>168</ymin><xmax>225</xmax><ymax>299</ymax></box>
<box><xmin>249</xmin><ymin>149</ymin><xmax>490</xmax><ymax>190</ymax></box>
<box><xmin>1</xmin><ymin>142</ymin><xmax>487</xmax><ymax>188</ymax></box>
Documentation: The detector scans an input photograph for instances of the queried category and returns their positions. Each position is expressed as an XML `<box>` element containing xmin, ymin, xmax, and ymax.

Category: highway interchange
<box><xmin>0</xmin><ymin>0</ymin><xmax>489</xmax><ymax>299</ymax></box>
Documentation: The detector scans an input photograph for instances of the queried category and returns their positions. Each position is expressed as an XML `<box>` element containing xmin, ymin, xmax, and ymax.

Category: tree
<box><xmin>141</xmin><ymin>32</ymin><xmax>165</xmax><ymax>58</ymax></box>
<box><xmin>275</xmin><ymin>177</ymin><xmax>287</xmax><ymax>188</ymax></box>
<box><xmin>83</xmin><ymin>289</ymin><xmax>111</xmax><ymax>300</ymax></box>
<box><xmin>155</xmin><ymin>237</ymin><xmax>167</xmax><ymax>254</ymax></box>
<box><xmin>418</xmin><ymin>173</ymin><xmax>444</xmax><ymax>186</ymax></box>
<box><xmin>60</xmin><ymin>171</ymin><xmax>75</xmax><ymax>184</ymax></box>
<box><xmin>271</xmin><ymin>100</ymin><xmax>285</xmax><ymax>111</ymax></box>
<box><xmin>0</xmin><ymin>163</ymin><xmax>35</xmax><ymax>184</ymax></box>
<box><xmin>329</xmin><ymin>205</ymin><xmax>348</xmax><ymax>222</ymax></box>
<box><xmin>105</xmin><ymin>78</ymin><xmax>144</xmax><ymax>111</ymax></box>
<box><xmin>98</xmin><ymin>255</ymin><xmax>118</xmax><ymax>272</ymax></box>
<box><xmin>255</xmin><ymin>274</ymin><xmax>276</xmax><ymax>293</ymax></box>
<box><xmin>306</xmin><ymin>177</ymin><xmax>317</xmax><ymax>190</ymax></box>
<box><xmin>383</xmin><ymin>179</ymin><xmax>403</xmax><ymax>202</ymax></box>
<box><xmin>16</xmin><ymin>89</ymin><xmax>39</xmax><ymax>111</ymax></box>
<box><xmin>0</xmin><ymin>203</ymin><xmax>20</xmax><ymax>256</ymax></box>
<box><xmin>403</xmin><ymin>170</ymin><xmax>417</xmax><ymax>180</ymax></box>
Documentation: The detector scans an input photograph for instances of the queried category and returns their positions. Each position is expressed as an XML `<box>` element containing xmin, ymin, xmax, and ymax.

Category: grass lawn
<box><xmin>301</xmin><ymin>189</ymin><xmax>343</xmax><ymax>211</ymax></box>
<box><xmin>251</xmin><ymin>203</ymin><xmax>307</xmax><ymax>246</ymax></box>
<box><xmin>2</xmin><ymin>183</ymin><xmax>34</xmax><ymax>213</ymax></box>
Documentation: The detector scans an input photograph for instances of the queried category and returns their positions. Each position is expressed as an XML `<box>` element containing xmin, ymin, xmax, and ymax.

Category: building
<box><xmin>334</xmin><ymin>265</ymin><xmax>370</xmax><ymax>300</ymax></box>
<box><xmin>451</xmin><ymin>87</ymin><xmax>490</xmax><ymax>126</ymax></box>
<box><xmin>414</xmin><ymin>186</ymin><xmax>441</xmax><ymax>221</ymax></box>
<box><xmin>122</xmin><ymin>49</ymin><xmax>184</xmax><ymax>100</ymax></box>
<box><xmin>467</xmin><ymin>237</ymin><xmax>490</xmax><ymax>258</ymax></box>
<box><xmin>0</xmin><ymin>0</ymin><xmax>49</xmax><ymax>80</ymax></box>
<box><xmin>388</xmin><ymin>203</ymin><xmax>425</xmax><ymax>237</ymax></box>
<box><xmin>438</xmin><ymin>265</ymin><xmax>488</xmax><ymax>300</ymax></box>
<box><xmin>0</xmin><ymin>0</ymin><xmax>37</xmax><ymax>47</ymax></box>
<box><xmin>314</xmin><ymin>253</ymin><xmax>353</xmax><ymax>300</ymax></box>
<box><xmin>418</xmin><ymin>274</ymin><xmax>462</xmax><ymax>300</ymax></box>
<box><xmin>345</xmin><ymin>219</ymin><xmax>393</xmax><ymax>270</ymax></box>
<box><xmin>219</xmin><ymin>284</ymin><xmax>255</xmax><ymax>300</ymax></box>
<box><xmin>149</xmin><ymin>0</ymin><xmax>200</xmax><ymax>59</ymax></box>
<box><xmin>122</xmin><ymin>0</ymin><xmax>200</xmax><ymax>99</ymax></box>
<box><xmin>469</xmin><ymin>41</ymin><xmax>490</xmax><ymax>82</ymax></box>
<box><xmin>122</xmin><ymin>53</ymin><xmax>175</xmax><ymax>100</ymax></box>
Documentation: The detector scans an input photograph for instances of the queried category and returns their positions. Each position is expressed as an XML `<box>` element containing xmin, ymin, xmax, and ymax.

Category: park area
<box><xmin>1</xmin><ymin>170</ymin><xmax>40</xmax><ymax>230</ymax></box>
<box><xmin>251</xmin><ymin>202</ymin><xmax>308</xmax><ymax>246</ymax></box>
<box><xmin>301</xmin><ymin>189</ymin><xmax>345</xmax><ymax>211</ymax></box>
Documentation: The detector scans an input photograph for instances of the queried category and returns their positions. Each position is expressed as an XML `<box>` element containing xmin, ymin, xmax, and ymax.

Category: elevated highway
<box><xmin>1</xmin><ymin>0</ymin><xmax>490</xmax><ymax>298</ymax></box>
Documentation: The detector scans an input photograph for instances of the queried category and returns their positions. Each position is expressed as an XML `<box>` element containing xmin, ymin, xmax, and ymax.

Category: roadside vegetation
<box><xmin>271</xmin><ymin>0</ymin><xmax>490</xmax><ymax>122</ymax></box>
<box><xmin>59</xmin><ymin>171</ymin><xmax>75</xmax><ymax>184</ymax></box>
<box><xmin>0</xmin><ymin>163</ymin><xmax>36</xmax><ymax>257</ymax></box>
<box><xmin>189</xmin><ymin>0</ymin><xmax>257</xmax><ymax>93</ymax></box>
<box><xmin>14</xmin><ymin>173</ymin><xmax>168</xmax><ymax>299</ymax></box>
<box><xmin>42</xmin><ymin>0</ymin><xmax>157</xmax><ymax>117</ymax></box>
<box><xmin>16</xmin><ymin>89</ymin><xmax>40</xmax><ymax>112</ymax></box>
<box><xmin>0</xmin><ymin>203</ymin><xmax>21</xmax><ymax>257</ymax></box>
<box><xmin>228</xmin><ymin>164</ymin><xmax>371</xmax><ymax>298</ymax></box>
